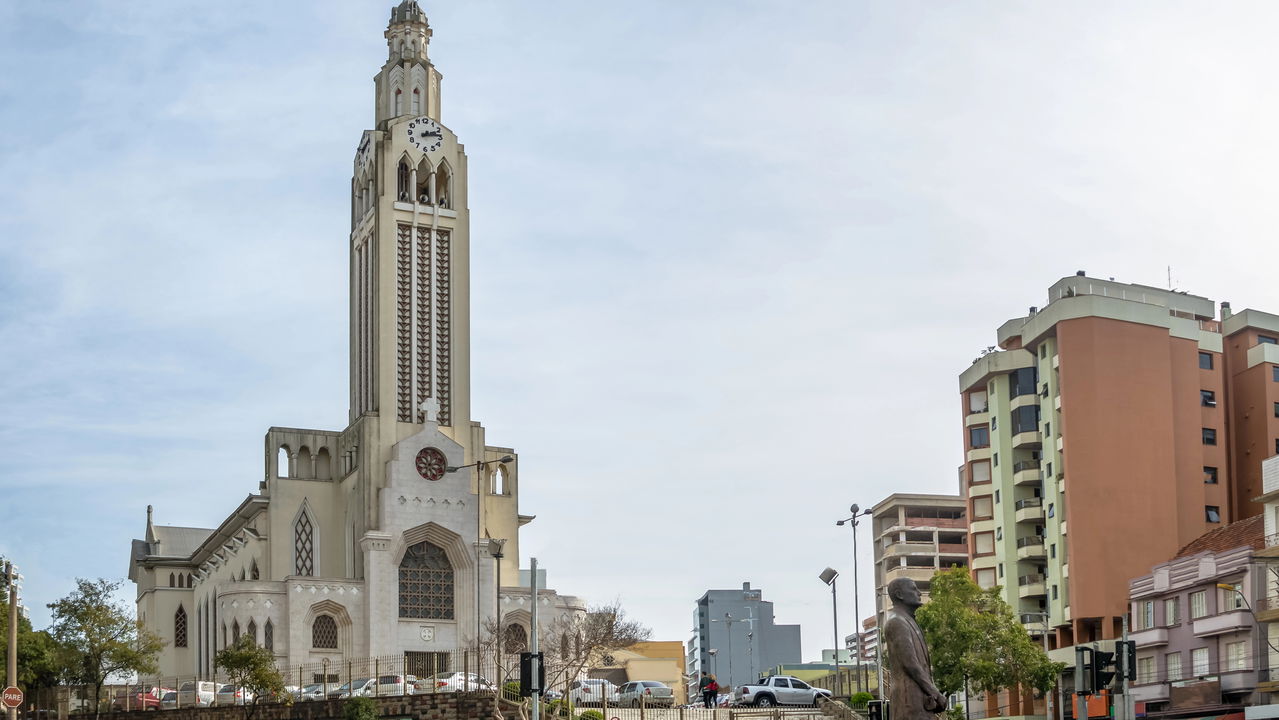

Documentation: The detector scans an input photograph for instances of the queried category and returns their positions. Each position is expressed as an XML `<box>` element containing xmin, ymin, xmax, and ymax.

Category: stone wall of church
<box><xmin>97</xmin><ymin>692</ymin><xmax>505</xmax><ymax>720</ymax></box>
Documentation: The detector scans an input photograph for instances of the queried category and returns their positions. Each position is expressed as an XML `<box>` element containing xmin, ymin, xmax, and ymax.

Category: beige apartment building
<box><xmin>959</xmin><ymin>272</ymin><xmax>1279</xmax><ymax>665</ymax></box>
<box><xmin>870</xmin><ymin>493</ymin><xmax>967</xmax><ymax>636</ymax></box>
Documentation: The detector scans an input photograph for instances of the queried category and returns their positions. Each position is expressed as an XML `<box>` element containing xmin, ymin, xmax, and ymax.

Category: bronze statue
<box><xmin>884</xmin><ymin>577</ymin><xmax>947</xmax><ymax>719</ymax></box>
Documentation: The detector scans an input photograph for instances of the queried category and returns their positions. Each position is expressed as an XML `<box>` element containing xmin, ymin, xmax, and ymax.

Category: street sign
<box><xmin>1</xmin><ymin>687</ymin><xmax>22</xmax><ymax>709</ymax></box>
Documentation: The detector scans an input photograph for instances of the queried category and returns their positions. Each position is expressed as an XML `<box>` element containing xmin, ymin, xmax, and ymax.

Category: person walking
<box><xmin>701</xmin><ymin>674</ymin><xmax>719</xmax><ymax>709</ymax></box>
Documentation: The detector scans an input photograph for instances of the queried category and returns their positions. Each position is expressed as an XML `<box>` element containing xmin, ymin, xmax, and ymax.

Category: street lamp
<box><xmin>709</xmin><ymin>648</ymin><xmax>719</xmax><ymax>682</ymax></box>
<box><xmin>1021</xmin><ymin>611</ymin><xmax>1054</xmax><ymax>720</ymax></box>
<box><xmin>710</xmin><ymin>614</ymin><xmax>737</xmax><ymax>689</ymax></box>
<box><xmin>489</xmin><ymin>538</ymin><xmax>507</xmax><ymax>687</ymax></box>
<box><xmin>819</xmin><ymin>567</ymin><xmax>842</xmax><ymax>697</ymax></box>
<box><xmin>837</xmin><ymin>503</ymin><xmax>872</xmax><ymax>694</ymax></box>
<box><xmin>447</xmin><ymin>455</ymin><xmax>514</xmax><ymax>651</ymax></box>
<box><xmin>6</xmin><ymin>561</ymin><xmax>19</xmax><ymax>720</ymax></box>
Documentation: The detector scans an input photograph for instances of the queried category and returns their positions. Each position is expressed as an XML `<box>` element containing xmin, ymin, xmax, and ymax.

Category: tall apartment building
<box><xmin>686</xmin><ymin>582</ymin><xmax>801</xmax><ymax>690</ymax></box>
<box><xmin>870</xmin><ymin>493</ymin><xmax>968</xmax><ymax>634</ymax></box>
<box><xmin>958</xmin><ymin>273</ymin><xmax>1279</xmax><ymax>652</ymax></box>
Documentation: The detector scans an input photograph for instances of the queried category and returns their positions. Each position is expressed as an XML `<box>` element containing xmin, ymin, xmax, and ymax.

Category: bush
<box><xmin>579</xmin><ymin>711</ymin><xmax>605</xmax><ymax>720</ymax></box>
<box><xmin>946</xmin><ymin>705</ymin><xmax>966</xmax><ymax>720</ymax></box>
<box><xmin>343</xmin><ymin>697</ymin><xmax>378</xmax><ymax>720</ymax></box>
<box><xmin>849</xmin><ymin>692</ymin><xmax>874</xmax><ymax>708</ymax></box>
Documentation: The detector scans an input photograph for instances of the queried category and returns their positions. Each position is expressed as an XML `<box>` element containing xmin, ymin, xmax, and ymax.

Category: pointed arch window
<box><xmin>397</xmin><ymin>160</ymin><xmax>411</xmax><ymax>202</ymax></box>
<box><xmin>295</xmin><ymin>511</ymin><xmax>315</xmax><ymax>576</ymax></box>
<box><xmin>250</xmin><ymin>560</ymin><xmax>259</xmax><ymax>581</ymax></box>
<box><xmin>504</xmin><ymin>624</ymin><xmax>528</xmax><ymax>654</ymax></box>
<box><xmin>399</xmin><ymin>540</ymin><xmax>454</xmax><ymax>619</ymax></box>
<box><xmin>312</xmin><ymin>615</ymin><xmax>338</xmax><ymax>649</ymax></box>
<box><xmin>174</xmin><ymin>606</ymin><xmax>188</xmax><ymax>648</ymax></box>
<box><xmin>411</xmin><ymin>88</ymin><xmax>421</xmax><ymax>115</ymax></box>
<box><xmin>246</xmin><ymin>620</ymin><xmax>257</xmax><ymax>646</ymax></box>
<box><xmin>169</xmin><ymin>573</ymin><xmax>175</xmax><ymax>587</ymax></box>
<box><xmin>434</xmin><ymin>164</ymin><xmax>452</xmax><ymax>209</ymax></box>
<box><xmin>186</xmin><ymin>573</ymin><xmax>193</xmax><ymax>587</ymax></box>
<box><xmin>395</xmin><ymin>89</ymin><xmax>403</xmax><ymax>116</ymax></box>
<box><xmin>264</xmin><ymin>619</ymin><xmax>274</xmax><ymax>652</ymax></box>
<box><xmin>232</xmin><ymin>620</ymin><xmax>241</xmax><ymax>644</ymax></box>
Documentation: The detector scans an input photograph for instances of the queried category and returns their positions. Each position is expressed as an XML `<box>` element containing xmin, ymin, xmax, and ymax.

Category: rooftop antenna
<box><xmin>1168</xmin><ymin>265</ymin><xmax>1173</xmax><ymax>290</ymax></box>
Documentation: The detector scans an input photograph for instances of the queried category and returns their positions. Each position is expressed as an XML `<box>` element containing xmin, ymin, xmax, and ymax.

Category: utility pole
<box><xmin>6</xmin><ymin>561</ymin><xmax>18</xmax><ymax>720</ymax></box>
<box><xmin>530</xmin><ymin>558</ymin><xmax>540</xmax><ymax>720</ymax></box>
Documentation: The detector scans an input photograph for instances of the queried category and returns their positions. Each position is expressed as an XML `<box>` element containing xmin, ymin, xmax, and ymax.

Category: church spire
<box><xmin>386</xmin><ymin>1</ymin><xmax>432</xmax><ymax>63</ymax></box>
<box><xmin>376</xmin><ymin>0</ymin><xmax>442</xmax><ymax>127</ymax></box>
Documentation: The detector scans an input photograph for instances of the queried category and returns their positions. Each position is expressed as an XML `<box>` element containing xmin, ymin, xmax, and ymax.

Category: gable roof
<box><xmin>144</xmin><ymin>525</ymin><xmax>215</xmax><ymax>559</ymax></box>
<box><xmin>1172</xmin><ymin>514</ymin><xmax>1264</xmax><ymax>559</ymax></box>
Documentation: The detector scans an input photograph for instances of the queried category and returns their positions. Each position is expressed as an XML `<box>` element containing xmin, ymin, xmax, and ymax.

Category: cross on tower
<box><xmin>418</xmin><ymin>397</ymin><xmax>440</xmax><ymax>423</ymax></box>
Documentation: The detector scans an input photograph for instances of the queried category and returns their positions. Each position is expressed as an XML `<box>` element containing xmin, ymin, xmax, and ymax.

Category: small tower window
<box><xmin>397</xmin><ymin>160</ymin><xmax>411</xmax><ymax>202</ymax></box>
<box><xmin>174</xmin><ymin>606</ymin><xmax>188</xmax><ymax>648</ymax></box>
<box><xmin>250</xmin><ymin>560</ymin><xmax>260</xmax><ymax>580</ymax></box>
<box><xmin>434</xmin><ymin>164</ymin><xmax>451</xmax><ymax>209</ymax></box>
<box><xmin>395</xmin><ymin>88</ymin><xmax>403</xmax><ymax>116</ymax></box>
<box><xmin>411</xmin><ymin>88</ymin><xmax>421</xmax><ymax>115</ymax></box>
<box><xmin>295</xmin><ymin>511</ymin><xmax>315</xmax><ymax>576</ymax></box>
<box><xmin>169</xmin><ymin>573</ymin><xmax>175</xmax><ymax>588</ymax></box>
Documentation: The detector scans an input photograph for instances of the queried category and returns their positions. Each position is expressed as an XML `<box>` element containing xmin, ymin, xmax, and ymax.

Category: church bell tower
<box><xmin>349</xmin><ymin>0</ymin><xmax>471</xmax><ymax>436</ymax></box>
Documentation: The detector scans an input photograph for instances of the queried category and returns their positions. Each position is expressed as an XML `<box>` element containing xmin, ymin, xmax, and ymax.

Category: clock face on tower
<box><xmin>406</xmin><ymin>116</ymin><xmax>444</xmax><ymax>153</ymax></box>
<box><xmin>415</xmin><ymin>447</ymin><xmax>447</xmax><ymax>481</ymax></box>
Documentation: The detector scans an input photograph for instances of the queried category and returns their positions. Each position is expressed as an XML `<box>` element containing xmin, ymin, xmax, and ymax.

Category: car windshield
<box><xmin>301</xmin><ymin>685</ymin><xmax>321</xmax><ymax>692</ymax></box>
<box><xmin>162</xmin><ymin>694</ymin><xmax>175</xmax><ymax>701</ymax></box>
<box><xmin>218</xmin><ymin>686</ymin><xmax>235</xmax><ymax>693</ymax></box>
<box><xmin>378</xmin><ymin>676</ymin><xmax>402</xmax><ymax>684</ymax></box>
<box><xmin>642</xmin><ymin>682</ymin><xmax>666</xmax><ymax>688</ymax></box>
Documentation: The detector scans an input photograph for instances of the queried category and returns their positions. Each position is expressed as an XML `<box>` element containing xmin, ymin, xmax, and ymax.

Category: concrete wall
<box><xmin>97</xmin><ymin>692</ymin><xmax>504</xmax><ymax>720</ymax></box>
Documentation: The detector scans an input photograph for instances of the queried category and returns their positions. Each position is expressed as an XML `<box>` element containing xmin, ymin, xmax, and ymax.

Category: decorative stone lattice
<box><xmin>312</xmin><ymin>615</ymin><xmax>338</xmax><ymax>649</ymax></box>
<box><xmin>174</xmin><ymin>606</ymin><xmax>187</xmax><ymax>648</ymax></box>
<box><xmin>434</xmin><ymin>230</ymin><xmax>451</xmax><ymax>425</ymax></box>
<box><xmin>396</xmin><ymin>224</ymin><xmax>413</xmax><ymax>421</ymax></box>
<box><xmin>399</xmin><ymin>540</ymin><xmax>454</xmax><ymax>619</ymax></box>
<box><xmin>294</xmin><ymin>514</ymin><xmax>314</xmax><ymax>576</ymax></box>
<box><xmin>415</xmin><ymin>227</ymin><xmax>433</xmax><ymax>420</ymax></box>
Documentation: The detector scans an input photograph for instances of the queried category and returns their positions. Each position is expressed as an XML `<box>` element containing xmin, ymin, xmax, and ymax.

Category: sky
<box><xmin>4</xmin><ymin>0</ymin><xmax>1279</xmax><ymax>664</ymax></box>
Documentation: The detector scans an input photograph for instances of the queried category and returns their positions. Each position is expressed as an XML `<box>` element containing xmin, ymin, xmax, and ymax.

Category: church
<box><xmin>128</xmin><ymin>1</ymin><xmax>583</xmax><ymax>682</ymax></box>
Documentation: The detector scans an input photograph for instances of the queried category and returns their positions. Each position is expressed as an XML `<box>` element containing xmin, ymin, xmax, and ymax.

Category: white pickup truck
<box><xmin>733</xmin><ymin>676</ymin><xmax>832</xmax><ymax>707</ymax></box>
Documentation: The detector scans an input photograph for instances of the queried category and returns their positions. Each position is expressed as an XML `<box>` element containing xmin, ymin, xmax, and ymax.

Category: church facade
<box><xmin>129</xmin><ymin>1</ymin><xmax>582</xmax><ymax>681</ymax></box>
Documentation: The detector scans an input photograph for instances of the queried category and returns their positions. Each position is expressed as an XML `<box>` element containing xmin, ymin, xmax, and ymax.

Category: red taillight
<box><xmin>437</xmin><ymin>682</ymin><xmax>448</xmax><ymax>688</ymax></box>
<box><xmin>645</xmin><ymin>689</ymin><xmax>651</xmax><ymax>695</ymax></box>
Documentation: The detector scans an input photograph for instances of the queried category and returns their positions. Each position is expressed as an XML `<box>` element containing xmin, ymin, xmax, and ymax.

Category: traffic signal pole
<box><xmin>1075</xmin><ymin>647</ymin><xmax>1090</xmax><ymax>720</ymax></box>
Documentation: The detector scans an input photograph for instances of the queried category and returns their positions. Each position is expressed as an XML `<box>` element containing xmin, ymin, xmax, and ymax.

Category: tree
<box><xmin>214</xmin><ymin>635</ymin><xmax>288</xmax><ymax>720</ymax></box>
<box><xmin>540</xmin><ymin>601</ymin><xmax>650</xmax><ymax>703</ymax></box>
<box><xmin>48</xmin><ymin>578</ymin><xmax>164</xmax><ymax>720</ymax></box>
<box><xmin>0</xmin><ymin>563</ymin><xmax>61</xmax><ymax>693</ymax></box>
<box><xmin>915</xmin><ymin>568</ymin><xmax>1062</xmax><ymax>703</ymax></box>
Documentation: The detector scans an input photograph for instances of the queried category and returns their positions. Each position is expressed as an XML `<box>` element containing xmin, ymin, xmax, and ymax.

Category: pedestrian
<box><xmin>702</xmin><ymin>674</ymin><xmax>719</xmax><ymax>709</ymax></box>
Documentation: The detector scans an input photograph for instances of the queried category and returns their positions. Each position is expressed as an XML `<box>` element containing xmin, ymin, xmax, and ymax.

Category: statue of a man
<box><xmin>884</xmin><ymin>577</ymin><xmax>948</xmax><ymax>719</ymax></box>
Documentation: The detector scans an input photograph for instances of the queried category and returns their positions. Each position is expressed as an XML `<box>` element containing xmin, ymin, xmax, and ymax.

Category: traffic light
<box><xmin>519</xmin><ymin>652</ymin><xmax>545</xmax><ymax>697</ymax></box>
<box><xmin>1091</xmin><ymin>650</ymin><xmax>1117</xmax><ymax>692</ymax></box>
<box><xmin>1114</xmin><ymin>640</ymin><xmax>1137</xmax><ymax>682</ymax></box>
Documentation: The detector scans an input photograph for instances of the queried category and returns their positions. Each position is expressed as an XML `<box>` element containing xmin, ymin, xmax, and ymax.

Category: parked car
<box><xmin>733</xmin><ymin>676</ymin><xmax>831</xmax><ymax>707</ymax></box>
<box><xmin>177</xmin><ymin>681</ymin><xmax>219</xmax><ymax>708</ymax></box>
<box><xmin>328</xmin><ymin>678</ymin><xmax>376</xmax><ymax>699</ymax></box>
<box><xmin>617</xmin><ymin>681</ymin><xmax>674</xmax><ymax>708</ymax></box>
<box><xmin>373</xmin><ymin>674</ymin><xmax>415</xmax><ymax>696</ymax></box>
<box><xmin>160</xmin><ymin>692</ymin><xmax>178</xmax><ymax>711</ymax></box>
<box><xmin>112</xmin><ymin>686</ymin><xmax>171</xmax><ymax>711</ymax></box>
<box><xmin>568</xmin><ymin>679</ymin><xmax>619</xmax><ymax>706</ymax></box>
<box><xmin>215</xmin><ymin>685</ymin><xmax>255</xmax><ymax>706</ymax></box>
<box><xmin>421</xmin><ymin>672</ymin><xmax>495</xmax><ymax>693</ymax></box>
<box><xmin>294</xmin><ymin>684</ymin><xmax>326</xmax><ymax>702</ymax></box>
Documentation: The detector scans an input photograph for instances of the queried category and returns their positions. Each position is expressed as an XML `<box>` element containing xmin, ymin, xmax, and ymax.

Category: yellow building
<box><xmin>591</xmin><ymin>641</ymin><xmax>688</xmax><ymax>704</ymax></box>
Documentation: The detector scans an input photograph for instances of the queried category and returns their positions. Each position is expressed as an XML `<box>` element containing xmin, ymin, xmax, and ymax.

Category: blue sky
<box><xmin>4</xmin><ymin>0</ymin><xmax>1279</xmax><ymax>662</ymax></box>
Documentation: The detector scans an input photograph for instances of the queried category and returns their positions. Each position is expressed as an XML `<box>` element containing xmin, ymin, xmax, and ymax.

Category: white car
<box><xmin>422</xmin><ymin>672</ymin><xmax>495</xmax><ymax>693</ymax></box>
<box><xmin>294</xmin><ymin>684</ymin><xmax>326</xmax><ymax>702</ymax></box>
<box><xmin>568</xmin><ymin>679</ymin><xmax>619</xmax><ymax>706</ymax></box>
<box><xmin>215</xmin><ymin>685</ymin><xmax>255</xmax><ymax>706</ymax></box>
<box><xmin>617</xmin><ymin>681</ymin><xmax>674</xmax><ymax>708</ymax></box>
<box><xmin>177</xmin><ymin>681</ymin><xmax>218</xmax><ymax>708</ymax></box>
<box><xmin>373</xmin><ymin>674</ymin><xmax>416</xmax><ymax>696</ymax></box>
<box><xmin>328</xmin><ymin>678</ymin><xmax>376</xmax><ymax>699</ymax></box>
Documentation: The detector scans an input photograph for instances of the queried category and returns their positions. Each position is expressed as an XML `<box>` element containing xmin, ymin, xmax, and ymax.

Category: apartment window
<box><xmin>1190</xmin><ymin>590</ymin><xmax>1208</xmax><ymax>618</ymax></box>
<box><xmin>1275</xmin><ymin>438</ymin><xmax>1279</xmax><ymax>455</ymax></box>
<box><xmin>1227</xmin><ymin>641</ymin><xmax>1247</xmax><ymax>671</ymax></box>
<box><xmin>1137</xmin><ymin>656</ymin><xmax>1155</xmax><ymax>684</ymax></box>
<box><xmin>1041</xmin><ymin>383</ymin><xmax>1049</xmax><ymax>398</ymax></box>
<box><xmin>1140</xmin><ymin>601</ymin><xmax>1155</xmax><ymax>630</ymax></box>
<box><xmin>969</xmin><ymin>426</ymin><xmax>990</xmax><ymax>449</ymax></box>
<box><xmin>968</xmin><ymin>391</ymin><xmax>989</xmax><ymax>414</ymax></box>
<box><xmin>1201</xmin><ymin>390</ymin><xmax>1216</xmax><ymax>407</ymax></box>
<box><xmin>991</xmin><ymin>416</ymin><xmax>997</xmax><ymax>430</ymax></box>
<box><xmin>1044</xmin><ymin>422</ymin><xmax>1051</xmax><ymax>437</ymax></box>
<box><xmin>1273</xmin><ymin>365</ymin><xmax>1279</xmax><ymax>382</ymax></box>
<box><xmin>974</xmin><ymin>532</ymin><xmax>994</xmax><ymax>555</ymax></box>
<box><xmin>998</xmin><ymin>563</ymin><xmax>1004</xmax><ymax>578</ymax></box>
<box><xmin>1165</xmin><ymin>597</ymin><xmax>1179</xmax><ymax>625</ymax></box>
<box><xmin>1199</xmin><ymin>352</ymin><xmax>1214</xmax><ymax>370</ymax></box>
<box><xmin>1040</xmin><ymin>345</ymin><xmax>1047</xmax><ymax>359</ymax></box>
<box><xmin>1192</xmin><ymin>647</ymin><xmax>1209</xmax><ymax>677</ymax></box>
<box><xmin>1012</xmin><ymin>405</ymin><xmax>1041</xmax><ymax>435</ymax></box>
<box><xmin>1260</xmin><ymin>335</ymin><xmax>1279</xmax><ymax>345</ymax></box>
<box><xmin>995</xmin><ymin>490</ymin><xmax>1001</xmax><ymax>504</ymax></box>
<box><xmin>974</xmin><ymin>497</ymin><xmax>993</xmax><ymax>520</ymax></box>
<box><xmin>1047</xmin><ymin>461</ymin><xmax>1053</xmax><ymax>478</ymax></box>
<box><xmin>1202</xmin><ymin>428</ymin><xmax>1217</xmax><ymax>445</ymax></box>
<box><xmin>1221</xmin><ymin>583</ymin><xmax>1244</xmax><ymax>610</ymax></box>
<box><xmin>1206</xmin><ymin>506</ymin><xmax>1221</xmax><ymax>523</ymax></box>
<box><xmin>1166</xmin><ymin>652</ymin><xmax>1182</xmax><ymax>681</ymax></box>
<box><xmin>1050</xmin><ymin>543</ymin><xmax>1056</xmax><ymax>559</ymax></box>
<box><xmin>993</xmin><ymin>452</ymin><xmax>999</xmax><ymax>467</ymax></box>
<box><xmin>1009</xmin><ymin>367</ymin><xmax>1038</xmax><ymax>398</ymax></box>
<box><xmin>1274</xmin><ymin>402</ymin><xmax>1279</xmax><ymax>418</ymax></box>
<box><xmin>1047</xmin><ymin>503</ymin><xmax>1055</xmax><ymax>518</ymax></box>
<box><xmin>971</xmin><ymin>460</ymin><xmax>992</xmax><ymax>485</ymax></box>
<box><xmin>976</xmin><ymin>568</ymin><xmax>996</xmax><ymax>589</ymax></box>
<box><xmin>1204</xmin><ymin>466</ymin><xmax>1218</xmax><ymax>484</ymax></box>
<box><xmin>1052</xmin><ymin>584</ymin><xmax>1058</xmax><ymax>600</ymax></box>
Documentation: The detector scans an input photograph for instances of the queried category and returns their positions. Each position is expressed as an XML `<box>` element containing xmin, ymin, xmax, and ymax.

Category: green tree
<box><xmin>0</xmin><ymin>564</ymin><xmax>61</xmax><ymax>692</ymax></box>
<box><xmin>915</xmin><ymin>568</ymin><xmax>1063</xmax><ymax>701</ymax></box>
<box><xmin>342</xmin><ymin>696</ymin><xmax>378</xmax><ymax>720</ymax></box>
<box><xmin>213</xmin><ymin>635</ymin><xmax>288</xmax><ymax>720</ymax></box>
<box><xmin>48</xmin><ymin>578</ymin><xmax>164</xmax><ymax>720</ymax></box>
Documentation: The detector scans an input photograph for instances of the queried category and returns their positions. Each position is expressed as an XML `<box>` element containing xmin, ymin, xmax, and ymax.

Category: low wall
<box><xmin>96</xmin><ymin>692</ymin><xmax>504</xmax><ymax>720</ymax></box>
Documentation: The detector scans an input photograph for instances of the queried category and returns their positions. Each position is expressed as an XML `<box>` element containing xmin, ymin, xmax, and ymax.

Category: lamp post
<box><xmin>819</xmin><ymin>567</ymin><xmax>842</xmax><ymax>697</ymax></box>
<box><xmin>6</xmin><ymin>561</ymin><xmax>19</xmax><ymax>720</ymax></box>
<box><xmin>711</xmin><ymin>614</ymin><xmax>738</xmax><ymax>689</ymax></box>
<box><xmin>1022</xmin><ymin>611</ymin><xmax>1054</xmax><ymax>720</ymax></box>
<box><xmin>837</xmin><ymin>504</ymin><xmax>872</xmax><ymax>695</ymax></box>
<box><xmin>447</xmin><ymin>455</ymin><xmax>514</xmax><ymax>652</ymax></box>
<box><xmin>490</xmin><ymin>538</ymin><xmax>507</xmax><ymax>688</ymax></box>
<box><xmin>709</xmin><ymin>648</ymin><xmax>719</xmax><ymax>682</ymax></box>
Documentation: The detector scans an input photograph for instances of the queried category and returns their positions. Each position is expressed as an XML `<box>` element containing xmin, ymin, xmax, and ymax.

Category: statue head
<box><xmin>888</xmin><ymin>577</ymin><xmax>924</xmax><ymax>609</ymax></box>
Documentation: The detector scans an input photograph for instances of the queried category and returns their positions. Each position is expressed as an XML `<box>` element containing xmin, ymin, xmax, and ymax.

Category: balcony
<box><xmin>1016</xmin><ymin>536</ymin><xmax>1046</xmax><ymax>559</ymax></box>
<box><xmin>1130</xmin><ymin>626</ymin><xmax>1168</xmax><ymax>648</ymax></box>
<box><xmin>1257</xmin><ymin>532</ymin><xmax>1279</xmax><ymax>559</ymax></box>
<box><xmin>937</xmin><ymin>542</ymin><xmax>969</xmax><ymax>556</ymax></box>
<box><xmin>1015</xmin><ymin>498</ymin><xmax>1045</xmax><ymax>523</ymax></box>
<box><xmin>1013</xmin><ymin>466</ymin><xmax>1042</xmax><ymax>487</ymax></box>
<box><xmin>965</xmin><ymin>410</ymin><xmax>990</xmax><ymax>427</ymax></box>
<box><xmin>1221</xmin><ymin>669</ymin><xmax>1258</xmax><ymax>693</ymax></box>
<box><xmin>904</xmin><ymin>516</ymin><xmax>966</xmax><ymax>529</ymax></box>
<box><xmin>1192</xmin><ymin>609</ymin><xmax>1252</xmax><ymax>637</ymax></box>
<box><xmin>1017</xmin><ymin>574</ymin><xmax>1047</xmax><ymax>598</ymax></box>
<box><xmin>886</xmin><ymin>566</ymin><xmax>938</xmax><ymax>584</ymax></box>
<box><xmin>1011</xmin><ymin>430</ymin><xmax>1042</xmax><ymax>450</ymax></box>
<box><xmin>1128</xmin><ymin>682</ymin><xmax>1169</xmax><ymax>703</ymax></box>
<box><xmin>885</xmin><ymin>541</ymin><xmax>937</xmax><ymax>557</ymax></box>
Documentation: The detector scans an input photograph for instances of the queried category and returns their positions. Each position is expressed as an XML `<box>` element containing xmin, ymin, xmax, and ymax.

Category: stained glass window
<box><xmin>247</xmin><ymin>620</ymin><xmax>257</xmax><ymax>646</ymax></box>
<box><xmin>232</xmin><ymin>620</ymin><xmax>240</xmax><ymax>644</ymax></box>
<box><xmin>295</xmin><ymin>513</ymin><xmax>314</xmax><ymax>576</ymax></box>
<box><xmin>399</xmin><ymin>541</ymin><xmax>453</xmax><ymax>619</ymax></box>
<box><xmin>264</xmin><ymin>619</ymin><xmax>274</xmax><ymax>651</ymax></box>
<box><xmin>174</xmin><ymin>606</ymin><xmax>187</xmax><ymax>648</ymax></box>
<box><xmin>312</xmin><ymin>615</ymin><xmax>338</xmax><ymax>649</ymax></box>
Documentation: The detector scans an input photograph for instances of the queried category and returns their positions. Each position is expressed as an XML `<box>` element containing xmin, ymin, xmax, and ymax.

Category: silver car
<box><xmin>294</xmin><ymin>684</ymin><xmax>326</xmax><ymax>702</ymax></box>
<box><xmin>617</xmin><ymin>681</ymin><xmax>674</xmax><ymax>708</ymax></box>
<box><xmin>159</xmin><ymin>692</ymin><xmax>178</xmax><ymax>711</ymax></box>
